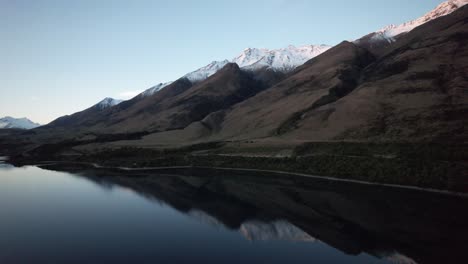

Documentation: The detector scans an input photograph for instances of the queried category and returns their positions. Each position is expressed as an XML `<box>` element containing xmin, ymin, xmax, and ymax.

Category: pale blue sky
<box><xmin>1</xmin><ymin>0</ymin><xmax>444</xmax><ymax>124</ymax></box>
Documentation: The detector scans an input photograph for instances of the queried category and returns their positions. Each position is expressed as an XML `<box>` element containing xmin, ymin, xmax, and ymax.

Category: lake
<box><xmin>1</xmin><ymin>159</ymin><xmax>467</xmax><ymax>264</ymax></box>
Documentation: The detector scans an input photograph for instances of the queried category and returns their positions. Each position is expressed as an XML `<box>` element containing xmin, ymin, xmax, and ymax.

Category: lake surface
<box><xmin>1</xmin><ymin>159</ymin><xmax>467</xmax><ymax>264</ymax></box>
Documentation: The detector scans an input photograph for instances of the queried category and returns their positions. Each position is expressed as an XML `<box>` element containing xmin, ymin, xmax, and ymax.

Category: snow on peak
<box><xmin>135</xmin><ymin>44</ymin><xmax>330</xmax><ymax>97</ymax></box>
<box><xmin>0</xmin><ymin>116</ymin><xmax>41</xmax><ymax>129</ymax></box>
<box><xmin>184</xmin><ymin>60</ymin><xmax>230</xmax><ymax>82</ymax></box>
<box><xmin>95</xmin><ymin>97</ymin><xmax>123</xmax><ymax>109</ymax></box>
<box><xmin>370</xmin><ymin>0</ymin><xmax>468</xmax><ymax>42</ymax></box>
<box><xmin>232</xmin><ymin>44</ymin><xmax>331</xmax><ymax>71</ymax></box>
<box><xmin>139</xmin><ymin>81</ymin><xmax>173</xmax><ymax>97</ymax></box>
<box><xmin>232</xmin><ymin>48</ymin><xmax>270</xmax><ymax>68</ymax></box>
<box><xmin>181</xmin><ymin>44</ymin><xmax>331</xmax><ymax>84</ymax></box>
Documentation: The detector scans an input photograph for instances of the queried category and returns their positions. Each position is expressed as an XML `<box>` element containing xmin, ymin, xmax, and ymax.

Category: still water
<box><xmin>0</xmin><ymin>159</ymin><xmax>467</xmax><ymax>264</ymax></box>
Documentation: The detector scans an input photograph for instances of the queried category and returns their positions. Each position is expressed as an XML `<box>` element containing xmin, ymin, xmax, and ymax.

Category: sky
<box><xmin>1</xmin><ymin>0</ymin><xmax>445</xmax><ymax>124</ymax></box>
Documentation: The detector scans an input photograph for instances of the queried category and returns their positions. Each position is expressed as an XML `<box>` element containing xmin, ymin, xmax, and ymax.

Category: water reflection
<box><xmin>38</xmin><ymin>163</ymin><xmax>468</xmax><ymax>264</ymax></box>
<box><xmin>240</xmin><ymin>220</ymin><xmax>316</xmax><ymax>242</ymax></box>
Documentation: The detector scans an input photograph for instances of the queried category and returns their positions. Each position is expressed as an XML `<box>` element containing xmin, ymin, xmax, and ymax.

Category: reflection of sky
<box><xmin>0</xmin><ymin>165</ymin><xmax>384</xmax><ymax>264</ymax></box>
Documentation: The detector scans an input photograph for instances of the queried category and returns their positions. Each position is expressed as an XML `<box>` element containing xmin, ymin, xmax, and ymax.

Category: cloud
<box><xmin>117</xmin><ymin>90</ymin><xmax>144</xmax><ymax>99</ymax></box>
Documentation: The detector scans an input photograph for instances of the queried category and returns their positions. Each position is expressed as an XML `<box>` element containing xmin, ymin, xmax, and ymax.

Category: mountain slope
<box><xmin>0</xmin><ymin>117</ymin><xmax>40</xmax><ymax>129</ymax></box>
<box><xmin>43</xmin><ymin>97</ymin><xmax>123</xmax><ymax>129</ymax></box>
<box><xmin>89</xmin><ymin>63</ymin><xmax>269</xmax><ymax>133</ymax></box>
<box><xmin>208</xmin><ymin>41</ymin><xmax>375</xmax><ymax>141</ymax></box>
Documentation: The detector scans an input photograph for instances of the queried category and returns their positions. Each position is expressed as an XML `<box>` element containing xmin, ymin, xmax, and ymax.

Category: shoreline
<box><xmin>26</xmin><ymin>160</ymin><xmax>468</xmax><ymax>198</ymax></box>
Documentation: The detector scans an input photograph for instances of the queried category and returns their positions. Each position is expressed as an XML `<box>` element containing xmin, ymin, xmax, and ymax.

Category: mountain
<box><xmin>183</xmin><ymin>45</ymin><xmax>332</xmax><ymax>82</ymax></box>
<box><xmin>88</xmin><ymin>63</ymin><xmax>268</xmax><ymax>134</ymax></box>
<box><xmin>138</xmin><ymin>82</ymin><xmax>173</xmax><ymax>97</ymax></box>
<box><xmin>129</xmin><ymin>1</ymin><xmax>466</xmax><ymax>102</ymax></box>
<box><xmin>40</xmin><ymin>42</ymin><xmax>322</xmax><ymax>132</ymax></box>
<box><xmin>184</xmin><ymin>60</ymin><xmax>230</xmax><ymax>83</ymax></box>
<box><xmin>206</xmin><ymin>41</ymin><xmax>376</xmax><ymax>141</ymax></box>
<box><xmin>0</xmin><ymin>117</ymin><xmax>40</xmax><ymax>129</ymax></box>
<box><xmin>13</xmin><ymin>2</ymin><xmax>468</xmax><ymax>159</ymax></box>
<box><xmin>371</xmin><ymin>0</ymin><xmax>468</xmax><ymax>42</ymax></box>
<box><xmin>233</xmin><ymin>45</ymin><xmax>332</xmax><ymax>71</ymax></box>
<box><xmin>43</xmin><ymin>97</ymin><xmax>123</xmax><ymax>129</ymax></box>
<box><xmin>94</xmin><ymin>97</ymin><xmax>123</xmax><ymax>110</ymax></box>
<box><xmin>207</xmin><ymin>4</ymin><xmax>468</xmax><ymax>142</ymax></box>
<box><xmin>136</xmin><ymin>45</ymin><xmax>331</xmax><ymax>99</ymax></box>
<box><xmin>108</xmin><ymin>4</ymin><xmax>468</xmax><ymax>146</ymax></box>
<box><xmin>355</xmin><ymin>0</ymin><xmax>468</xmax><ymax>54</ymax></box>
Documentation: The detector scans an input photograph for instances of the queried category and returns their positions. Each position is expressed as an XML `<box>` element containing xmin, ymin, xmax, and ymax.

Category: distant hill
<box><xmin>0</xmin><ymin>117</ymin><xmax>40</xmax><ymax>130</ymax></box>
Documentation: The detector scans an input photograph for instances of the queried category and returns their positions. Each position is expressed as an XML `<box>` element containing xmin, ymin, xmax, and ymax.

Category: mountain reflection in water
<box><xmin>38</xmin><ymin>163</ymin><xmax>468</xmax><ymax>264</ymax></box>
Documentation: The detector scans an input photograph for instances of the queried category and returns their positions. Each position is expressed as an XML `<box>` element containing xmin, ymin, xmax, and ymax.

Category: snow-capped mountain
<box><xmin>117</xmin><ymin>0</ymin><xmax>468</xmax><ymax>101</ymax></box>
<box><xmin>167</xmin><ymin>45</ymin><xmax>330</xmax><ymax>84</ymax></box>
<box><xmin>367</xmin><ymin>0</ymin><xmax>468</xmax><ymax>43</ymax></box>
<box><xmin>139</xmin><ymin>82</ymin><xmax>173</xmax><ymax>97</ymax></box>
<box><xmin>94</xmin><ymin>97</ymin><xmax>123</xmax><ymax>110</ymax></box>
<box><xmin>232</xmin><ymin>44</ymin><xmax>331</xmax><ymax>71</ymax></box>
<box><xmin>136</xmin><ymin>60</ymin><xmax>230</xmax><ymax>98</ymax></box>
<box><xmin>0</xmin><ymin>116</ymin><xmax>41</xmax><ymax>129</ymax></box>
<box><xmin>184</xmin><ymin>60</ymin><xmax>230</xmax><ymax>82</ymax></box>
<box><xmin>137</xmin><ymin>45</ymin><xmax>330</xmax><ymax>98</ymax></box>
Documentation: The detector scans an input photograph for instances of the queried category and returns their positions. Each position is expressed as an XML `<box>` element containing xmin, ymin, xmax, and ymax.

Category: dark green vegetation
<box><xmin>10</xmin><ymin>140</ymin><xmax>464</xmax><ymax>192</ymax></box>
